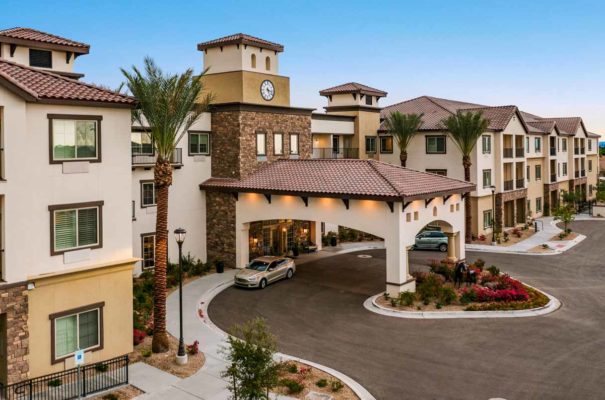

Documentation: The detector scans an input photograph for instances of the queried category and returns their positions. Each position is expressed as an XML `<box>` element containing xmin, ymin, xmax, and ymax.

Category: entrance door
<box><xmin>0</xmin><ymin>313</ymin><xmax>7</xmax><ymax>385</ymax></box>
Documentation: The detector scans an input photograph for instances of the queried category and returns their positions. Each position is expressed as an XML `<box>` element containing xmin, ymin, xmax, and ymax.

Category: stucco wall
<box><xmin>203</xmin><ymin>44</ymin><xmax>279</xmax><ymax>75</ymax></box>
<box><xmin>0</xmin><ymin>44</ymin><xmax>75</xmax><ymax>73</ymax></box>
<box><xmin>201</xmin><ymin>71</ymin><xmax>290</xmax><ymax>107</ymax></box>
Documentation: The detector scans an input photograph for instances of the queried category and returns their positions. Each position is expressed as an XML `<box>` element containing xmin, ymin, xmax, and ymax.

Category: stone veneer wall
<box><xmin>0</xmin><ymin>282</ymin><xmax>29</xmax><ymax>384</ymax></box>
<box><xmin>207</xmin><ymin>108</ymin><xmax>312</xmax><ymax>268</ymax></box>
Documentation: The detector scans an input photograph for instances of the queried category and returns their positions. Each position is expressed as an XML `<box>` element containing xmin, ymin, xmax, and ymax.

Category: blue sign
<box><xmin>74</xmin><ymin>350</ymin><xmax>85</xmax><ymax>366</ymax></box>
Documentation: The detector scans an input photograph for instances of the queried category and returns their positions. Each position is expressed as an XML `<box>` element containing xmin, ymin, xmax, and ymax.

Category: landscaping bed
<box><xmin>91</xmin><ymin>385</ymin><xmax>143</xmax><ymax>400</ymax></box>
<box><xmin>471</xmin><ymin>226</ymin><xmax>535</xmax><ymax>247</ymax></box>
<box><xmin>379</xmin><ymin>259</ymin><xmax>549</xmax><ymax>312</ymax></box>
<box><xmin>550</xmin><ymin>231</ymin><xmax>579</xmax><ymax>241</ymax></box>
<box><xmin>130</xmin><ymin>334</ymin><xmax>205</xmax><ymax>378</ymax></box>
<box><xmin>274</xmin><ymin>360</ymin><xmax>358</xmax><ymax>400</ymax></box>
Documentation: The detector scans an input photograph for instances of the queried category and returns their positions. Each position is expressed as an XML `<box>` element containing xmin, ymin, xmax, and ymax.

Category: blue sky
<box><xmin>3</xmin><ymin>0</ymin><xmax>605</xmax><ymax>136</ymax></box>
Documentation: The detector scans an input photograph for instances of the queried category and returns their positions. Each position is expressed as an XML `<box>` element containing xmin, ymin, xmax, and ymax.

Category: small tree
<box><xmin>595</xmin><ymin>181</ymin><xmax>605</xmax><ymax>203</ymax></box>
<box><xmin>553</xmin><ymin>204</ymin><xmax>575</xmax><ymax>234</ymax></box>
<box><xmin>222</xmin><ymin>318</ymin><xmax>280</xmax><ymax>400</ymax></box>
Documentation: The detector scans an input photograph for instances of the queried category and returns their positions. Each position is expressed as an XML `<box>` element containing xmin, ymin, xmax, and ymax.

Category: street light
<box><xmin>174</xmin><ymin>227</ymin><xmax>187</xmax><ymax>365</ymax></box>
<box><xmin>490</xmin><ymin>186</ymin><xmax>497</xmax><ymax>246</ymax></box>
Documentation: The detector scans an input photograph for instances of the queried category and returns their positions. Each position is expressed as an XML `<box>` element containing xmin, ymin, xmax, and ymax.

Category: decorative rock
<box><xmin>305</xmin><ymin>391</ymin><xmax>333</xmax><ymax>400</ymax></box>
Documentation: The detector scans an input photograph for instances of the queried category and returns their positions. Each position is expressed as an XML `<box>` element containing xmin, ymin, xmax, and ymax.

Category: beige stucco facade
<box><xmin>201</xmin><ymin>70</ymin><xmax>290</xmax><ymax>107</ymax></box>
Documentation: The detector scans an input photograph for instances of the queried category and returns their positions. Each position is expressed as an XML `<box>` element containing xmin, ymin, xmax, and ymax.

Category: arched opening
<box><xmin>412</xmin><ymin>220</ymin><xmax>461</xmax><ymax>261</ymax></box>
<box><xmin>251</xmin><ymin>53</ymin><xmax>256</xmax><ymax>68</ymax></box>
<box><xmin>265</xmin><ymin>56</ymin><xmax>271</xmax><ymax>71</ymax></box>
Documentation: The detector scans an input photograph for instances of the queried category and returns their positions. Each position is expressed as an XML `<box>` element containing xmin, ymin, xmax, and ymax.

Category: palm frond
<box><xmin>442</xmin><ymin>111</ymin><xmax>490</xmax><ymax>157</ymax></box>
<box><xmin>383</xmin><ymin>111</ymin><xmax>424</xmax><ymax>152</ymax></box>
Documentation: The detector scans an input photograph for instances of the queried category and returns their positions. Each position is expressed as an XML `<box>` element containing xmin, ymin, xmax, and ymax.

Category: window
<box><xmin>189</xmin><ymin>131</ymin><xmax>210</xmax><ymax>155</ymax></box>
<box><xmin>273</xmin><ymin>133</ymin><xmax>284</xmax><ymax>155</ymax></box>
<box><xmin>426</xmin><ymin>136</ymin><xmax>446</xmax><ymax>154</ymax></box>
<box><xmin>562</xmin><ymin>162</ymin><xmax>568</xmax><ymax>176</ymax></box>
<box><xmin>30</xmin><ymin>49</ymin><xmax>52</xmax><ymax>68</ymax></box>
<box><xmin>483</xmin><ymin>210</ymin><xmax>493</xmax><ymax>229</ymax></box>
<box><xmin>141</xmin><ymin>233</ymin><xmax>155</xmax><ymax>269</ymax></box>
<box><xmin>527</xmin><ymin>199</ymin><xmax>531</xmax><ymax>214</ymax></box>
<box><xmin>265</xmin><ymin>56</ymin><xmax>271</xmax><ymax>71</ymax></box>
<box><xmin>49</xmin><ymin>115</ymin><xmax>101</xmax><ymax>162</ymax></box>
<box><xmin>51</xmin><ymin>303</ymin><xmax>103</xmax><ymax>363</ymax></box>
<box><xmin>536</xmin><ymin>197</ymin><xmax>542</xmax><ymax>213</ymax></box>
<box><xmin>558</xmin><ymin>163</ymin><xmax>560</xmax><ymax>176</ymax></box>
<box><xmin>535</xmin><ymin>165</ymin><xmax>542</xmax><ymax>180</ymax></box>
<box><xmin>562</xmin><ymin>138</ymin><xmax>567</xmax><ymax>152</ymax></box>
<box><xmin>251</xmin><ymin>54</ymin><xmax>256</xmax><ymax>68</ymax></box>
<box><xmin>525</xmin><ymin>137</ymin><xmax>530</xmax><ymax>153</ymax></box>
<box><xmin>482</xmin><ymin>135</ymin><xmax>491</xmax><ymax>154</ymax></box>
<box><xmin>588</xmin><ymin>139</ymin><xmax>593</xmax><ymax>151</ymax></box>
<box><xmin>535</xmin><ymin>137</ymin><xmax>541</xmax><ymax>152</ymax></box>
<box><xmin>332</xmin><ymin>135</ymin><xmax>340</xmax><ymax>154</ymax></box>
<box><xmin>589</xmin><ymin>159</ymin><xmax>593</xmax><ymax>172</ymax></box>
<box><xmin>426</xmin><ymin>169</ymin><xmax>447</xmax><ymax>176</ymax></box>
<box><xmin>365</xmin><ymin>95</ymin><xmax>373</xmax><ymax>106</ymax></box>
<box><xmin>141</xmin><ymin>181</ymin><xmax>157</xmax><ymax>207</ymax></box>
<box><xmin>482</xmin><ymin>169</ymin><xmax>492</xmax><ymax>188</ymax></box>
<box><xmin>256</xmin><ymin>132</ymin><xmax>267</xmax><ymax>156</ymax></box>
<box><xmin>365</xmin><ymin>136</ymin><xmax>377</xmax><ymax>153</ymax></box>
<box><xmin>131</xmin><ymin>131</ymin><xmax>153</xmax><ymax>155</ymax></box>
<box><xmin>289</xmin><ymin>133</ymin><xmax>299</xmax><ymax>155</ymax></box>
<box><xmin>49</xmin><ymin>201</ymin><xmax>103</xmax><ymax>255</ymax></box>
<box><xmin>380</xmin><ymin>136</ymin><xmax>393</xmax><ymax>153</ymax></box>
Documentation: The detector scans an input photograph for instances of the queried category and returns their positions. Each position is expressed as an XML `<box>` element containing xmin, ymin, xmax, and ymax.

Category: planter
<box><xmin>215</xmin><ymin>260</ymin><xmax>224</xmax><ymax>274</ymax></box>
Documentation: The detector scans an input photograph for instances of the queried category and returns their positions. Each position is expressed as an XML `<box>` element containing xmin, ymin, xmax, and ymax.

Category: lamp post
<box><xmin>490</xmin><ymin>186</ymin><xmax>497</xmax><ymax>245</ymax></box>
<box><xmin>174</xmin><ymin>227</ymin><xmax>187</xmax><ymax>365</ymax></box>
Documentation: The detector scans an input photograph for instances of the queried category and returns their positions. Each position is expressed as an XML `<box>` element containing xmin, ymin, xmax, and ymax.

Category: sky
<box><xmin>2</xmin><ymin>0</ymin><xmax>604</xmax><ymax>137</ymax></box>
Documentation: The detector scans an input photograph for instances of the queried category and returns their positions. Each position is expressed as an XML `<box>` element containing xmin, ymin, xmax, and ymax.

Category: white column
<box><xmin>446</xmin><ymin>232</ymin><xmax>457</xmax><ymax>262</ymax></box>
<box><xmin>314</xmin><ymin>221</ymin><xmax>323</xmax><ymax>251</ymax></box>
<box><xmin>385</xmin><ymin>218</ymin><xmax>415</xmax><ymax>295</ymax></box>
<box><xmin>236</xmin><ymin>223</ymin><xmax>250</xmax><ymax>269</ymax></box>
<box><xmin>456</xmin><ymin>231</ymin><xmax>465</xmax><ymax>261</ymax></box>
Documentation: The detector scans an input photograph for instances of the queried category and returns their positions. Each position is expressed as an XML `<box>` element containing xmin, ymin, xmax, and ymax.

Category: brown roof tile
<box><xmin>526</xmin><ymin>120</ymin><xmax>557</xmax><ymax>134</ymax></box>
<box><xmin>197</xmin><ymin>33</ymin><xmax>284</xmax><ymax>52</ymax></box>
<box><xmin>0</xmin><ymin>27</ymin><xmax>89</xmax><ymax>53</ymax></box>
<box><xmin>0</xmin><ymin>59</ymin><xmax>135</xmax><ymax>107</ymax></box>
<box><xmin>200</xmin><ymin>159</ymin><xmax>474</xmax><ymax>201</ymax></box>
<box><xmin>541</xmin><ymin>117</ymin><xmax>582</xmax><ymax>135</ymax></box>
<box><xmin>319</xmin><ymin>82</ymin><xmax>387</xmax><ymax>97</ymax></box>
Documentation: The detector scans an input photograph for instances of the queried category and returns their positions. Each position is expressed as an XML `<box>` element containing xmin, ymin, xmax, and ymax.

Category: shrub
<box><xmin>459</xmin><ymin>287</ymin><xmax>477</xmax><ymax>304</ymax></box>
<box><xmin>542</xmin><ymin>243</ymin><xmax>549</xmax><ymax>249</ymax></box>
<box><xmin>435</xmin><ymin>302</ymin><xmax>443</xmax><ymax>309</ymax></box>
<box><xmin>478</xmin><ymin>234</ymin><xmax>486</xmax><ymax>241</ymax></box>
<box><xmin>487</xmin><ymin>265</ymin><xmax>500</xmax><ymax>276</ymax></box>
<box><xmin>286</xmin><ymin>363</ymin><xmax>298</xmax><ymax>374</ymax></box>
<box><xmin>330</xmin><ymin>379</ymin><xmax>344</xmax><ymax>392</ymax></box>
<box><xmin>95</xmin><ymin>363</ymin><xmax>109</xmax><ymax>373</ymax></box>
<box><xmin>417</xmin><ymin>273</ymin><xmax>444</xmax><ymax>303</ymax></box>
<box><xmin>133</xmin><ymin>329</ymin><xmax>146</xmax><ymax>346</ymax></box>
<box><xmin>429</xmin><ymin>260</ymin><xmax>454</xmax><ymax>281</ymax></box>
<box><xmin>48</xmin><ymin>379</ymin><xmax>62</xmax><ymax>387</ymax></box>
<box><xmin>187</xmin><ymin>340</ymin><xmax>199</xmax><ymax>355</ymax></box>
<box><xmin>142</xmin><ymin>349</ymin><xmax>152</xmax><ymax>358</ymax></box>
<box><xmin>398</xmin><ymin>291</ymin><xmax>416</xmax><ymax>307</ymax></box>
<box><xmin>439</xmin><ymin>286</ymin><xmax>457</xmax><ymax>305</ymax></box>
<box><xmin>474</xmin><ymin>259</ymin><xmax>486</xmax><ymax>270</ymax></box>
<box><xmin>280</xmin><ymin>378</ymin><xmax>304</xmax><ymax>394</ymax></box>
<box><xmin>330</xmin><ymin>236</ymin><xmax>337</xmax><ymax>247</ymax></box>
<box><xmin>316</xmin><ymin>379</ymin><xmax>328</xmax><ymax>388</ymax></box>
<box><xmin>390</xmin><ymin>298</ymin><xmax>398</xmax><ymax>307</ymax></box>
<box><xmin>383</xmin><ymin>292</ymin><xmax>390</xmax><ymax>300</ymax></box>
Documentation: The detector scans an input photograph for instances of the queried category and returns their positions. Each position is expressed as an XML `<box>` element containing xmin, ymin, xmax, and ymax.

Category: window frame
<box><xmin>131</xmin><ymin>130</ymin><xmax>154</xmax><ymax>156</ymax></box>
<box><xmin>483</xmin><ymin>209</ymin><xmax>493</xmax><ymax>229</ymax></box>
<box><xmin>589</xmin><ymin>159</ymin><xmax>593</xmax><ymax>172</ymax></box>
<box><xmin>562</xmin><ymin>162</ymin><xmax>568</xmax><ymax>176</ymax></box>
<box><xmin>536</xmin><ymin>197</ymin><xmax>542</xmax><ymax>213</ymax></box>
<box><xmin>482</xmin><ymin>169</ymin><xmax>492</xmax><ymax>188</ymax></box>
<box><xmin>141</xmin><ymin>233</ymin><xmax>156</xmax><ymax>270</ymax></box>
<box><xmin>188</xmin><ymin>131</ymin><xmax>211</xmax><ymax>156</ymax></box>
<box><xmin>49</xmin><ymin>302</ymin><xmax>104</xmax><ymax>364</ymax></box>
<box><xmin>562</xmin><ymin>138</ymin><xmax>567</xmax><ymax>152</ymax></box>
<box><xmin>365</xmin><ymin>95</ymin><xmax>373</xmax><ymax>106</ymax></box>
<box><xmin>289</xmin><ymin>133</ymin><xmax>299</xmax><ymax>155</ymax></box>
<box><xmin>482</xmin><ymin>135</ymin><xmax>491</xmax><ymax>154</ymax></box>
<box><xmin>140</xmin><ymin>180</ymin><xmax>157</xmax><ymax>208</ymax></box>
<box><xmin>30</xmin><ymin>48</ymin><xmax>53</xmax><ymax>68</ymax></box>
<box><xmin>48</xmin><ymin>114</ymin><xmax>102</xmax><ymax>164</ymax></box>
<box><xmin>273</xmin><ymin>132</ymin><xmax>284</xmax><ymax>156</ymax></box>
<box><xmin>48</xmin><ymin>201</ymin><xmax>103</xmax><ymax>256</ymax></box>
<box><xmin>379</xmin><ymin>135</ymin><xmax>393</xmax><ymax>154</ymax></box>
<box><xmin>535</xmin><ymin>164</ymin><xmax>542</xmax><ymax>181</ymax></box>
<box><xmin>426</xmin><ymin>135</ymin><xmax>446</xmax><ymax>154</ymax></box>
<box><xmin>256</xmin><ymin>131</ymin><xmax>267</xmax><ymax>156</ymax></box>
<box><xmin>534</xmin><ymin>137</ymin><xmax>541</xmax><ymax>152</ymax></box>
<box><xmin>365</xmin><ymin>136</ymin><xmax>377</xmax><ymax>154</ymax></box>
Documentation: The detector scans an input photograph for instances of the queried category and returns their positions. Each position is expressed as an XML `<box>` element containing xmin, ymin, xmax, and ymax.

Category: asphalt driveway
<box><xmin>208</xmin><ymin>220</ymin><xmax>605</xmax><ymax>400</ymax></box>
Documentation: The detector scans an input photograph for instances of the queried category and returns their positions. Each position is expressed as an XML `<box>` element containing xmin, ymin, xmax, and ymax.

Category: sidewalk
<box><xmin>466</xmin><ymin>216</ymin><xmax>585</xmax><ymax>255</ymax></box>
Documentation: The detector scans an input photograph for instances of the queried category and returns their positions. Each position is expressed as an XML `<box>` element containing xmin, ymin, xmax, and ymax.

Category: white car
<box><xmin>234</xmin><ymin>256</ymin><xmax>296</xmax><ymax>289</ymax></box>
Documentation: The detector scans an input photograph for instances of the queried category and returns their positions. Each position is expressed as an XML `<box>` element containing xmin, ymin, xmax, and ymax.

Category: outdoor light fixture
<box><xmin>253</xmin><ymin>237</ymin><xmax>258</xmax><ymax>244</ymax></box>
<box><xmin>174</xmin><ymin>227</ymin><xmax>186</xmax><ymax>244</ymax></box>
<box><xmin>489</xmin><ymin>186</ymin><xmax>497</xmax><ymax>246</ymax></box>
<box><xmin>174</xmin><ymin>227</ymin><xmax>187</xmax><ymax>365</ymax></box>
<box><xmin>303</xmin><ymin>228</ymin><xmax>308</xmax><ymax>234</ymax></box>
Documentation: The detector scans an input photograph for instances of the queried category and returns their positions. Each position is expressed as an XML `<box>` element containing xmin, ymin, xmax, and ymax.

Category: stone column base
<box><xmin>386</xmin><ymin>277</ymin><xmax>416</xmax><ymax>295</ymax></box>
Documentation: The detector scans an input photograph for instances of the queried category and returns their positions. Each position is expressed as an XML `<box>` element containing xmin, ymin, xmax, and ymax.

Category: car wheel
<box><xmin>259</xmin><ymin>278</ymin><xmax>268</xmax><ymax>289</ymax></box>
<box><xmin>286</xmin><ymin>269</ymin><xmax>294</xmax><ymax>279</ymax></box>
<box><xmin>439</xmin><ymin>243</ymin><xmax>448</xmax><ymax>252</ymax></box>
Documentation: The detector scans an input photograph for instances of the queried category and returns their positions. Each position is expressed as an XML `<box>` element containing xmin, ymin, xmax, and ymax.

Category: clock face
<box><xmin>260</xmin><ymin>80</ymin><xmax>275</xmax><ymax>101</ymax></box>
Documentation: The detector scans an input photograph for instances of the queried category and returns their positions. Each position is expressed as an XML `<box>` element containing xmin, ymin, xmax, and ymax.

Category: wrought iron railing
<box><xmin>0</xmin><ymin>355</ymin><xmax>128</xmax><ymax>399</ymax></box>
<box><xmin>503</xmin><ymin>148</ymin><xmax>513</xmax><ymax>158</ymax></box>
<box><xmin>312</xmin><ymin>147</ymin><xmax>359</xmax><ymax>159</ymax></box>
<box><xmin>550</xmin><ymin>147</ymin><xmax>556</xmax><ymax>156</ymax></box>
<box><xmin>132</xmin><ymin>148</ymin><xmax>182</xmax><ymax>166</ymax></box>
<box><xmin>551</xmin><ymin>174</ymin><xmax>557</xmax><ymax>183</ymax></box>
<box><xmin>515</xmin><ymin>179</ymin><xmax>525</xmax><ymax>189</ymax></box>
<box><xmin>581</xmin><ymin>169</ymin><xmax>586</xmax><ymax>177</ymax></box>
<box><xmin>515</xmin><ymin>147</ymin><xmax>524</xmax><ymax>158</ymax></box>
<box><xmin>504</xmin><ymin>180</ymin><xmax>514</xmax><ymax>191</ymax></box>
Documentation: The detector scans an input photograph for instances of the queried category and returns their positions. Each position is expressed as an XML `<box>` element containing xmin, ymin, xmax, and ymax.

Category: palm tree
<box><xmin>442</xmin><ymin>111</ymin><xmax>490</xmax><ymax>244</ymax></box>
<box><xmin>383</xmin><ymin>111</ymin><xmax>424</xmax><ymax>167</ymax></box>
<box><xmin>122</xmin><ymin>58</ymin><xmax>210</xmax><ymax>353</ymax></box>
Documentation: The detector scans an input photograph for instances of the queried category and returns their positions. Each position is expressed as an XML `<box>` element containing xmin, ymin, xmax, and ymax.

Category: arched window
<box><xmin>251</xmin><ymin>54</ymin><xmax>256</xmax><ymax>68</ymax></box>
<box><xmin>265</xmin><ymin>56</ymin><xmax>271</xmax><ymax>71</ymax></box>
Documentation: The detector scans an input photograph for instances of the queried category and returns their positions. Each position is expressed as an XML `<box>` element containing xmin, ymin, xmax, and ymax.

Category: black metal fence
<box><xmin>0</xmin><ymin>355</ymin><xmax>128</xmax><ymax>400</ymax></box>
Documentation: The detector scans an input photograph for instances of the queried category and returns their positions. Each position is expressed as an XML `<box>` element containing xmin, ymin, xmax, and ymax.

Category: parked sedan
<box><xmin>414</xmin><ymin>230</ymin><xmax>448</xmax><ymax>252</ymax></box>
<box><xmin>234</xmin><ymin>256</ymin><xmax>296</xmax><ymax>289</ymax></box>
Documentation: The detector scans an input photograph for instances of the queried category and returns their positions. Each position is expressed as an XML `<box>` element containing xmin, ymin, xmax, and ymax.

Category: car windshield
<box><xmin>247</xmin><ymin>260</ymin><xmax>270</xmax><ymax>271</ymax></box>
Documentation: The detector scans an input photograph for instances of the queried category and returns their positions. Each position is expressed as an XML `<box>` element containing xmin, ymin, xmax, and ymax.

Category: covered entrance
<box><xmin>248</xmin><ymin>219</ymin><xmax>318</xmax><ymax>258</ymax></box>
<box><xmin>201</xmin><ymin>159</ymin><xmax>473</xmax><ymax>294</ymax></box>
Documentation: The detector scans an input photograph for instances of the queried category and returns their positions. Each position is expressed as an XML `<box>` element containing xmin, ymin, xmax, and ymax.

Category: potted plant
<box><xmin>215</xmin><ymin>258</ymin><xmax>224</xmax><ymax>274</ymax></box>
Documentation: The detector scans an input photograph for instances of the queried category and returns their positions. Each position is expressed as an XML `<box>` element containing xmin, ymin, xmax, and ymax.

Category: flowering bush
<box><xmin>133</xmin><ymin>329</ymin><xmax>146</xmax><ymax>346</ymax></box>
<box><xmin>187</xmin><ymin>340</ymin><xmax>199</xmax><ymax>355</ymax></box>
<box><xmin>478</xmin><ymin>234</ymin><xmax>486</xmax><ymax>241</ymax></box>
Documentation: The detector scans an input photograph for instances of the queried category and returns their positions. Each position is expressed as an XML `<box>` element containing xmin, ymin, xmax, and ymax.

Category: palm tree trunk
<box><xmin>152</xmin><ymin>159</ymin><xmax>173</xmax><ymax>353</ymax></box>
<box><xmin>463</xmin><ymin>156</ymin><xmax>472</xmax><ymax>244</ymax></box>
<box><xmin>400</xmin><ymin>151</ymin><xmax>407</xmax><ymax>168</ymax></box>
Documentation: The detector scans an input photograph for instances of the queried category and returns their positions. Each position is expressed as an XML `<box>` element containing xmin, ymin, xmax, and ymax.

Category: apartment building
<box><xmin>0</xmin><ymin>28</ymin><xmax>135</xmax><ymax>384</ymax></box>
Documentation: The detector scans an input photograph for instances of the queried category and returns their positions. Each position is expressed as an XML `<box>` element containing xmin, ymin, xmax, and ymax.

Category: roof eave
<box><xmin>0</xmin><ymin>35</ymin><xmax>90</xmax><ymax>54</ymax></box>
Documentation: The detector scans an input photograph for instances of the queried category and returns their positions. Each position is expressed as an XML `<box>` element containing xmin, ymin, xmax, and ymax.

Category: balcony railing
<box><xmin>515</xmin><ymin>148</ymin><xmax>524</xmax><ymax>158</ymax></box>
<box><xmin>581</xmin><ymin>148</ymin><xmax>585</xmax><ymax>155</ymax></box>
<box><xmin>551</xmin><ymin>174</ymin><xmax>557</xmax><ymax>183</ymax></box>
<box><xmin>581</xmin><ymin>169</ymin><xmax>586</xmax><ymax>177</ymax></box>
<box><xmin>575</xmin><ymin>171</ymin><xmax>580</xmax><ymax>178</ymax></box>
<box><xmin>550</xmin><ymin>147</ymin><xmax>556</xmax><ymax>156</ymax></box>
<box><xmin>574</xmin><ymin>148</ymin><xmax>579</xmax><ymax>155</ymax></box>
<box><xmin>515</xmin><ymin>179</ymin><xmax>524</xmax><ymax>189</ymax></box>
<box><xmin>503</xmin><ymin>148</ymin><xmax>513</xmax><ymax>158</ymax></box>
<box><xmin>132</xmin><ymin>148</ymin><xmax>182</xmax><ymax>166</ymax></box>
<box><xmin>504</xmin><ymin>180</ymin><xmax>514</xmax><ymax>191</ymax></box>
<box><xmin>312</xmin><ymin>147</ymin><xmax>359</xmax><ymax>159</ymax></box>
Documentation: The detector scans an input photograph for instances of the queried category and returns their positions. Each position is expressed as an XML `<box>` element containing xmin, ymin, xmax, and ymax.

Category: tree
<box><xmin>442</xmin><ymin>111</ymin><xmax>490</xmax><ymax>243</ymax></box>
<box><xmin>122</xmin><ymin>58</ymin><xmax>210</xmax><ymax>353</ymax></box>
<box><xmin>222</xmin><ymin>318</ymin><xmax>280</xmax><ymax>400</ymax></box>
<box><xmin>596</xmin><ymin>181</ymin><xmax>605</xmax><ymax>203</ymax></box>
<box><xmin>383</xmin><ymin>111</ymin><xmax>424</xmax><ymax>167</ymax></box>
<box><xmin>553</xmin><ymin>204</ymin><xmax>575</xmax><ymax>234</ymax></box>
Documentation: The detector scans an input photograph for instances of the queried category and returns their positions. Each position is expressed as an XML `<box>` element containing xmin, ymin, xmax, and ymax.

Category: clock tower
<box><xmin>197</xmin><ymin>33</ymin><xmax>291</xmax><ymax>106</ymax></box>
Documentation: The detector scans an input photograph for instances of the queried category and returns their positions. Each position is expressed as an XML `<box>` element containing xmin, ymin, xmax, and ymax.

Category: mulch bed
<box><xmin>90</xmin><ymin>385</ymin><xmax>143</xmax><ymax>400</ymax></box>
<box><xmin>275</xmin><ymin>360</ymin><xmax>359</xmax><ymax>400</ymax></box>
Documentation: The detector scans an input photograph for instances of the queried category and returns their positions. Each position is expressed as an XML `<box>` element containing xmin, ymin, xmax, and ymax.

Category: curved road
<box><xmin>208</xmin><ymin>221</ymin><xmax>605</xmax><ymax>400</ymax></box>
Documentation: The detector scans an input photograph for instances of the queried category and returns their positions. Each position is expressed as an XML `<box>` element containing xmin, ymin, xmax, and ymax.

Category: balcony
<box><xmin>515</xmin><ymin>147</ymin><xmax>524</xmax><ymax>158</ymax></box>
<box><xmin>503</xmin><ymin>148</ymin><xmax>513</xmax><ymax>158</ymax></box>
<box><xmin>551</xmin><ymin>174</ymin><xmax>557</xmax><ymax>183</ymax></box>
<box><xmin>504</xmin><ymin>180</ymin><xmax>514</xmax><ymax>191</ymax></box>
<box><xmin>574</xmin><ymin>148</ymin><xmax>579</xmax><ymax>155</ymax></box>
<box><xmin>575</xmin><ymin>170</ymin><xmax>580</xmax><ymax>178</ymax></box>
<box><xmin>515</xmin><ymin>179</ymin><xmax>524</xmax><ymax>189</ymax></box>
<box><xmin>581</xmin><ymin>148</ymin><xmax>585</xmax><ymax>155</ymax></box>
<box><xmin>550</xmin><ymin>147</ymin><xmax>556</xmax><ymax>156</ymax></box>
<box><xmin>581</xmin><ymin>169</ymin><xmax>586</xmax><ymax>177</ymax></box>
<box><xmin>312</xmin><ymin>147</ymin><xmax>359</xmax><ymax>159</ymax></box>
<box><xmin>132</xmin><ymin>148</ymin><xmax>183</xmax><ymax>167</ymax></box>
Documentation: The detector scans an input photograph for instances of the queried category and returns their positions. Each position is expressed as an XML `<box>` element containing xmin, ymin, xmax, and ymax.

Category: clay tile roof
<box><xmin>0</xmin><ymin>59</ymin><xmax>135</xmax><ymax>107</ymax></box>
<box><xmin>526</xmin><ymin>120</ymin><xmax>557</xmax><ymax>134</ymax></box>
<box><xmin>541</xmin><ymin>117</ymin><xmax>582</xmax><ymax>136</ymax></box>
<box><xmin>200</xmin><ymin>159</ymin><xmax>475</xmax><ymax>201</ymax></box>
<box><xmin>0</xmin><ymin>27</ymin><xmax>89</xmax><ymax>53</ymax></box>
<box><xmin>587</xmin><ymin>131</ymin><xmax>601</xmax><ymax>139</ymax></box>
<box><xmin>459</xmin><ymin>105</ymin><xmax>523</xmax><ymax>132</ymax></box>
<box><xmin>319</xmin><ymin>82</ymin><xmax>387</xmax><ymax>97</ymax></box>
<box><xmin>197</xmin><ymin>33</ymin><xmax>284</xmax><ymax>52</ymax></box>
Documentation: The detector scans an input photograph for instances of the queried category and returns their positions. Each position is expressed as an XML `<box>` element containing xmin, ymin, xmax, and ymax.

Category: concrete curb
<box><xmin>466</xmin><ymin>235</ymin><xmax>586</xmax><ymax>256</ymax></box>
<box><xmin>199</xmin><ymin>278</ymin><xmax>377</xmax><ymax>400</ymax></box>
<box><xmin>363</xmin><ymin>284</ymin><xmax>561</xmax><ymax>319</ymax></box>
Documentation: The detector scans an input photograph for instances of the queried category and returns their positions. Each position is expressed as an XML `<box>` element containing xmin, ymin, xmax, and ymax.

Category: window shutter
<box><xmin>55</xmin><ymin>210</ymin><xmax>77</xmax><ymax>250</ymax></box>
<box><xmin>77</xmin><ymin>208</ymin><xmax>98</xmax><ymax>246</ymax></box>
